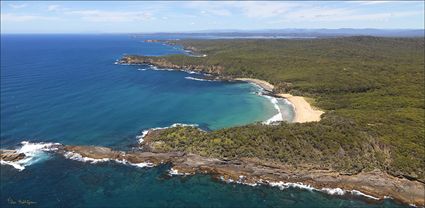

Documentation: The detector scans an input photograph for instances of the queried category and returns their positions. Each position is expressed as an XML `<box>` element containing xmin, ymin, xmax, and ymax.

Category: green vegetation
<box><xmin>145</xmin><ymin>37</ymin><xmax>425</xmax><ymax>180</ymax></box>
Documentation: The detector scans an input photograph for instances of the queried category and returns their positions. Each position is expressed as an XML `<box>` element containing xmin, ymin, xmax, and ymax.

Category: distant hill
<box><xmin>135</xmin><ymin>28</ymin><xmax>424</xmax><ymax>38</ymax></box>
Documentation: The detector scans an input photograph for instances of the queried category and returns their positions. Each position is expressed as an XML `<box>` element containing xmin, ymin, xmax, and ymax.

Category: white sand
<box><xmin>234</xmin><ymin>78</ymin><xmax>274</xmax><ymax>92</ymax></box>
<box><xmin>277</xmin><ymin>94</ymin><xmax>324</xmax><ymax>123</ymax></box>
<box><xmin>234</xmin><ymin>78</ymin><xmax>323</xmax><ymax>123</ymax></box>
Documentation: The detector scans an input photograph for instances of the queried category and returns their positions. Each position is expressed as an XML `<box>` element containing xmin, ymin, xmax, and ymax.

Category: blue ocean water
<box><xmin>1</xmin><ymin>34</ymin><xmax>284</xmax><ymax>148</ymax></box>
<box><xmin>0</xmin><ymin>34</ymin><xmax>405</xmax><ymax>207</ymax></box>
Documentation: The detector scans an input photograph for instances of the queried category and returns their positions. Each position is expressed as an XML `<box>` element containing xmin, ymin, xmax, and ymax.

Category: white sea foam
<box><xmin>244</xmin><ymin>82</ymin><xmax>285</xmax><ymax>125</ymax></box>
<box><xmin>169</xmin><ymin>168</ymin><xmax>182</xmax><ymax>175</ymax></box>
<box><xmin>268</xmin><ymin>181</ymin><xmax>380</xmax><ymax>200</ymax></box>
<box><xmin>137</xmin><ymin>68</ymin><xmax>148</xmax><ymax>71</ymax></box>
<box><xmin>218</xmin><ymin>175</ymin><xmax>258</xmax><ymax>187</ymax></box>
<box><xmin>185</xmin><ymin>76</ymin><xmax>218</xmax><ymax>82</ymax></box>
<box><xmin>168</xmin><ymin>168</ymin><xmax>194</xmax><ymax>176</ymax></box>
<box><xmin>64</xmin><ymin>152</ymin><xmax>110</xmax><ymax>164</ymax></box>
<box><xmin>350</xmin><ymin>190</ymin><xmax>380</xmax><ymax>200</ymax></box>
<box><xmin>0</xmin><ymin>160</ymin><xmax>25</xmax><ymax>171</ymax></box>
<box><xmin>129</xmin><ymin>161</ymin><xmax>154</xmax><ymax>168</ymax></box>
<box><xmin>136</xmin><ymin>130</ymin><xmax>149</xmax><ymax>143</ymax></box>
<box><xmin>64</xmin><ymin>152</ymin><xmax>154</xmax><ymax>168</ymax></box>
<box><xmin>1</xmin><ymin>141</ymin><xmax>61</xmax><ymax>171</ymax></box>
<box><xmin>321</xmin><ymin>187</ymin><xmax>346</xmax><ymax>195</ymax></box>
<box><xmin>219</xmin><ymin>177</ymin><xmax>381</xmax><ymax>202</ymax></box>
<box><xmin>268</xmin><ymin>181</ymin><xmax>315</xmax><ymax>191</ymax></box>
<box><xmin>262</xmin><ymin>95</ymin><xmax>284</xmax><ymax>125</ymax></box>
<box><xmin>187</xmin><ymin>71</ymin><xmax>200</xmax><ymax>74</ymax></box>
<box><xmin>149</xmin><ymin>66</ymin><xmax>174</xmax><ymax>71</ymax></box>
<box><xmin>169</xmin><ymin>123</ymin><xmax>198</xmax><ymax>128</ymax></box>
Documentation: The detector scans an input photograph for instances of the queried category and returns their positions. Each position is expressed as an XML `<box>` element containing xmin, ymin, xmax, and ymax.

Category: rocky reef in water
<box><xmin>0</xmin><ymin>150</ymin><xmax>25</xmax><ymax>162</ymax></box>
<box><xmin>2</xmin><ymin>134</ymin><xmax>424</xmax><ymax>206</ymax></box>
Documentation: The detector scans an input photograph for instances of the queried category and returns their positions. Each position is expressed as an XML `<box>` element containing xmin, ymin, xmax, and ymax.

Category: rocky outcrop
<box><xmin>54</xmin><ymin>144</ymin><xmax>425</xmax><ymax>206</ymax></box>
<box><xmin>171</xmin><ymin>156</ymin><xmax>425</xmax><ymax>206</ymax></box>
<box><xmin>62</xmin><ymin>145</ymin><xmax>184</xmax><ymax>165</ymax></box>
<box><xmin>118</xmin><ymin>55</ymin><xmax>225</xmax><ymax>75</ymax></box>
<box><xmin>0</xmin><ymin>150</ymin><xmax>25</xmax><ymax>162</ymax></box>
<box><xmin>2</xmin><ymin>142</ymin><xmax>423</xmax><ymax>205</ymax></box>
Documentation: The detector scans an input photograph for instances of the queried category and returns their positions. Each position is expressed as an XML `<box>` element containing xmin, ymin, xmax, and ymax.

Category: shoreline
<box><xmin>277</xmin><ymin>93</ymin><xmax>324</xmax><ymax>123</ymax></box>
<box><xmin>2</xmin><ymin>143</ymin><xmax>424</xmax><ymax>206</ymax></box>
<box><xmin>232</xmin><ymin>78</ymin><xmax>324</xmax><ymax>123</ymax></box>
<box><xmin>118</xmin><ymin>56</ymin><xmax>324</xmax><ymax>124</ymax></box>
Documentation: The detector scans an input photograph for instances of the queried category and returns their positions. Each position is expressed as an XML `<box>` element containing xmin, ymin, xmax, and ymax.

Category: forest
<box><xmin>139</xmin><ymin>37</ymin><xmax>424</xmax><ymax>181</ymax></box>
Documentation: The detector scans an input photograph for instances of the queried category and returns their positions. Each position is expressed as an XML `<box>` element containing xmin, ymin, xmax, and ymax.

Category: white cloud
<box><xmin>352</xmin><ymin>1</ymin><xmax>393</xmax><ymax>5</ymax></box>
<box><xmin>284</xmin><ymin>7</ymin><xmax>352</xmax><ymax>20</ymax></box>
<box><xmin>185</xmin><ymin>2</ymin><xmax>231</xmax><ymax>16</ymax></box>
<box><xmin>1</xmin><ymin>13</ymin><xmax>56</xmax><ymax>22</ymax></box>
<box><xmin>65</xmin><ymin>10</ymin><xmax>153</xmax><ymax>22</ymax></box>
<box><xmin>272</xmin><ymin>8</ymin><xmax>423</xmax><ymax>24</ymax></box>
<box><xmin>47</xmin><ymin>5</ymin><xmax>61</xmax><ymax>12</ymax></box>
<box><xmin>9</xmin><ymin>3</ymin><xmax>27</xmax><ymax>9</ymax></box>
<box><xmin>234</xmin><ymin>1</ymin><xmax>298</xmax><ymax>18</ymax></box>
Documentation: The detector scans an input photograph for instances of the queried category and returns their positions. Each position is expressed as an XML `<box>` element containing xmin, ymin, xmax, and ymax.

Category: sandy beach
<box><xmin>234</xmin><ymin>78</ymin><xmax>275</xmax><ymax>92</ymax></box>
<box><xmin>234</xmin><ymin>78</ymin><xmax>324</xmax><ymax>123</ymax></box>
<box><xmin>278</xmin><ymin>93</ymin><xmax>324</xmax><ymax>123</ymax></box>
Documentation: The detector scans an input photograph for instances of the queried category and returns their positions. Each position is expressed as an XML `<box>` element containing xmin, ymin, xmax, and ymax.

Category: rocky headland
<box><xmin>2</xmin><ymin>137</ymin><xmax>424</xmax><ymax>206</ymax></box>
<box><xmin>118</xmin><ymin>55</ymin><xmax>224</xmax><ymax>76</ymax></box>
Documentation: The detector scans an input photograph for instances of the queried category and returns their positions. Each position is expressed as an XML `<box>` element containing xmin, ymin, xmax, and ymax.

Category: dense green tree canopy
<box><xmin>143</xmin><ymin>37</ymin><xmax>424</xmax><ymax>181</ymax></box>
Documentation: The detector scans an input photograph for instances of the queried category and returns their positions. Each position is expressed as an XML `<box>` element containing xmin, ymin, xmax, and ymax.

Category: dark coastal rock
<box><xmin>57</xmin><ymin>143</ymin><xmax>425</xmax><ymax>206</ymax></box>
<box><xmin>118</xmin><ymin>55</ymin><xmax>224</xmax><ymax>75</ymax></box>
<box><xmin>64</xmin><ymin>146</ymin><xmax>123</xmax><ymax>160</ymax></box>
<box><xmin>0</xmin><ymin>150</ymin><xmax>25</xmax><ymax>162</ymax></box>
<box><xmin>171</xmin><ymin>156</ymin><xmax>425</xmax><ymax>206</ymax></box>
<box><xmin>62</xmin><ymin>145</ymin><xmax>185</xmax><ymax>165</ymax></box>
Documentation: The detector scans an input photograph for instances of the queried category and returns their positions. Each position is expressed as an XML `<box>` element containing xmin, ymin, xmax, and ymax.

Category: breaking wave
<box><xmin>216</xmin><ymin>175</ymin><xmax>381</xmax><ymax>202</ymax></box>
<box><xmin>63</xmin><ymin>151</ymin><xmax>154</xmax><ymax>168</ymax></box>
<box><xmin>184</xmin><ymin>76</ymin><xmax>218</xmax><ymax>82</ymax></box>
<box><xmin>1</xmin><ymin>141</ymin><xmax>61</xmax><ymax>171</ymax></box>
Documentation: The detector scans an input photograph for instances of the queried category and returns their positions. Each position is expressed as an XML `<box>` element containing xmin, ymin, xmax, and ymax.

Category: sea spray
<box><xmin>64</xmin><ymin>151</ymin><xmax>154</xmax><ymax>168</ymax></box>
<box><xmin>213</xmin><ymin>176</ymin><xmax>383</xmax><ymax>202</ymax></box>
<box><xmin>168</xmin><ymin>168</ymin><xmax>194</xmax><ymax>176</ymax></box>
<box><xmin>0</xmin><ymin>141</ymin><xmax>61</xmax><ymax>171</ymax></box>
<box><xmin>185</xmin><ymin>76</ymin><xmax>218</xmax><ymax>82</ymax></box>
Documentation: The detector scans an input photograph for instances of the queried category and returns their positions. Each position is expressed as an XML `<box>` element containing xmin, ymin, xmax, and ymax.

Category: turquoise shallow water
<box><xmin>0</xmin><ymin>34</ymin><xmax>406</xmax><ymax>207</ymax></box>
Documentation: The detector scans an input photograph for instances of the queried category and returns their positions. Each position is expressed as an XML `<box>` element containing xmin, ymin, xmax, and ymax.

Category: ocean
<box><xmin>0</xmin><ymin>34</ymin><xmax>406</xmax><ymax>207</ymax></box>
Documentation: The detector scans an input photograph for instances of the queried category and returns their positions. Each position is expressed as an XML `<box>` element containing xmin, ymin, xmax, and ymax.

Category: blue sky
<box><xmin>1</xmin><ymin>1</ymin><xmax>424</xmax><ymax>33</ymax></box>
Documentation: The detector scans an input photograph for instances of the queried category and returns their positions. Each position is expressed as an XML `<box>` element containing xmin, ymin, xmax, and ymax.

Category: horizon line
<box><xmin>1</xmin><ymin>28</ymin><xmax>424</xmax><ymax>35</ymax></box>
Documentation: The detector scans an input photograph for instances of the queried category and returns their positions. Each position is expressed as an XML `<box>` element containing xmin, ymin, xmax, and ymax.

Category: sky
<box><xmin>1</xmin><ymin>1</ymin><xmax>424</xmax><ymax>34</ymax></box>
